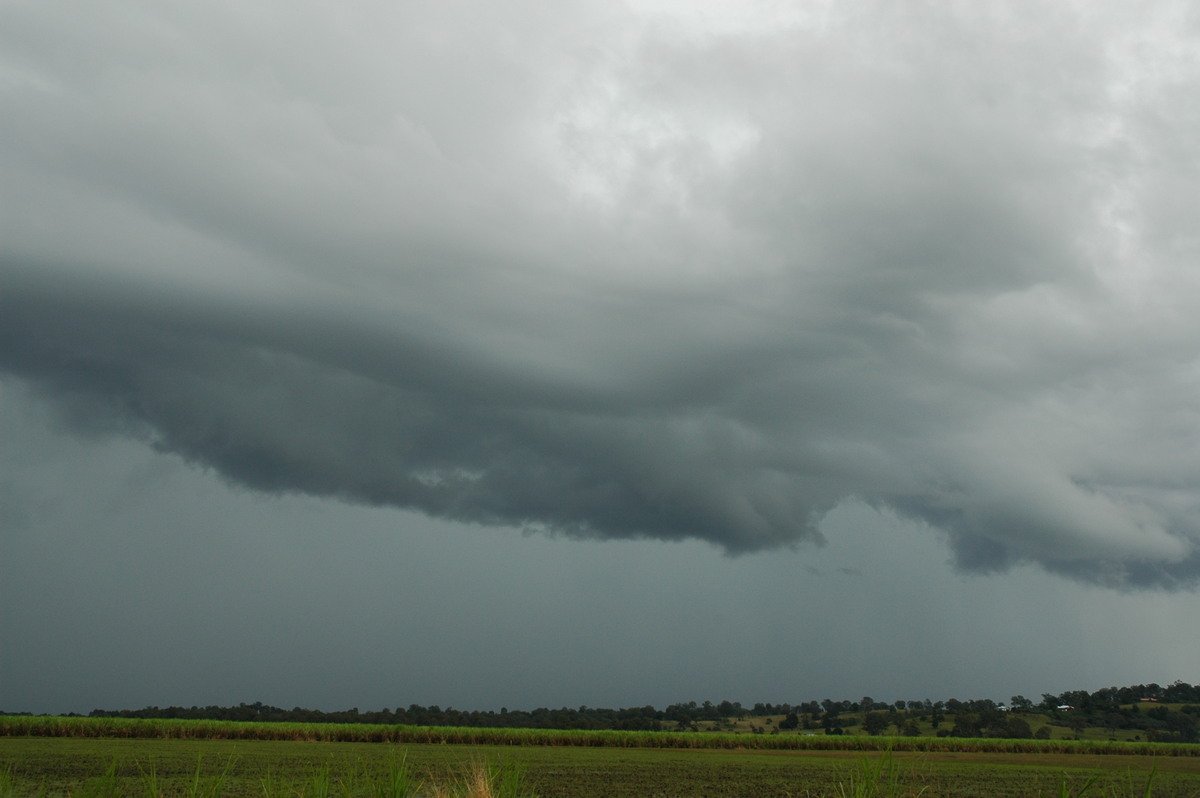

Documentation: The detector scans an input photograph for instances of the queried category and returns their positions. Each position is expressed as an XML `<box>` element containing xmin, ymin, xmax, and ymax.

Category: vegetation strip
<box><xmin>16</xmin><ymin>681</ymin><xmax>1196</xmax><ymax>743</ymax></box>
<box><xmin>4</xmin><ymin>737</ymin><xmax>1200</xmax><ymax>798</ymax></box>
<box><xmin>3</xmin><ymin>716</ymin><xmax>1199</xmax><ymax>757</ymax></box>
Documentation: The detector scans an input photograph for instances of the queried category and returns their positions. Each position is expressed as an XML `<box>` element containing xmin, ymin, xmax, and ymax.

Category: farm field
<box><xmin>5</xmin><ymin>716</ymin><xmax>1199</xmax><ymax>756</ymax></box>
<box><xmin>4</xmin><ymin>721</ymin><xmax>1200</xmax><ymax>797</ymax></box>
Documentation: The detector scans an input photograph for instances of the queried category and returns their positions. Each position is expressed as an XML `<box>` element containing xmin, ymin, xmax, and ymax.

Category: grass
<box><xmin>423</xmin><ymin>759</ymin><xmax>530</xmax><ymax>798</ymax></box>
<box><xmin>2</xmin><ymin>716</ymin><xmax>1199</xmax><ymax>796</ymax></box>
<box><xmin>3</xmin><ymin>736</ymin><xmax>1200</xmax><ymax>797</ymax></box>
<box><xmin>0</xmin><ymin>745</ymin><xmax>533</xmax><ymax>798</ymax></box>
<box><xmin>835</xmin><ymin>750</ymin><xmax>929</xmax><ymax>797</ymax></box>
<box><xmin>4</xmin><ymin>716</ymin><xmax>1198</xmax><ymax>757</ymax></box>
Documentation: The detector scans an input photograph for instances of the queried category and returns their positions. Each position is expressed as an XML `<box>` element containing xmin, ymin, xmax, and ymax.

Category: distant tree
<box><xmin>1090</xmin><ymin>687</ymin><xmax>1119</xmax><ymax>709</ymax></box>
<box><xmin>976</xmin><ymin>709</ymin><xmax>1004</xmax><ymax>734</ymax></box>
<box><xmin>1069</xmin><ymin>716</ymin><xmax>1087</xmax><ymax>739</ymax></box>
<box><xmin>1170</xmin><ymin>711</ymin><xmax>1199</xmax><ymax>743</ymax></box>
<box><xmin>951</xmin><ymin>714</ymin><xmax>981</xmax><ymax>738</ymax></box>
<box><xmin>779</xmin><ymin>712</ymin><xmax>800</xmax><ymax>730</ymax></box>
<box><xmin>1035</xmin><ymin>726</ymin><xmax>1052</xmax><ymax>740</ymax></box>
<box><xmin>1010</xmin><ymin>695</ymin><xmax>1033</xmax><ymax>711</ymax></box>
<box><xmin>901</xmin><ymin>719</ymin><xmax>921</xmax><ymax>737</ymax></box>
<box><xmin>1164</xmin><ymin>681</ymin><xmax>1199</xmax><ymax>704</ymax></box>
<box><xmin>862</xmin><ymin>712</ymin><xmax>889</xmax><ymax>736</ymax></box>
<box><xmin>717</xmin><ymin>700</ymin><xmax>743</xmax><ymax>719</ymax></box>
<box><xmin>1061</xmin><ymin>690</ymin><xmax>1091</xmax><ymax>711</ymax></box>
<box><xmin>1003</xmin><ymin>717</ymin><xmax>1033</xmax><ymax>739</ymax></box>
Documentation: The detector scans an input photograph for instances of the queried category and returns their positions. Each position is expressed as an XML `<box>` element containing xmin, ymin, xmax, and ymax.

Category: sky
<box><xmin>2</xmin><ymin>1</ymin><xmax>1200</xmax><ymax>716</ymax></box>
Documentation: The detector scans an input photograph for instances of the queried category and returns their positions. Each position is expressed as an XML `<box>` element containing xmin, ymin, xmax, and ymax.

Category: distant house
<box><xmin>1138</xmin><ymin>698</ymin><xmax>1159</xmax><ymax>702</ymax></box>
<box><xmin>1057</xmin><ymin>705</ymin><xmax>1074</xmax><ymax>710</ymax></box>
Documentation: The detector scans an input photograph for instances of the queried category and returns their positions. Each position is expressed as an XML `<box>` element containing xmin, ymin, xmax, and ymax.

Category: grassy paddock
<box><xmin>4</xmin><ymin>736</ymin><xmax>1200</xmax><ymax>797</ymax></box>
<box><xmin>4</xmin><ymin>716</ymin><xmax>1199</xmax><ymax>757</ymax></box>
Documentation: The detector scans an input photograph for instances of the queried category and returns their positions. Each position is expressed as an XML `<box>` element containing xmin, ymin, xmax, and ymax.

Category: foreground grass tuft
<box><xmin>834</xmin><ymin>750</ymin><xmax>928</xmax><ymax>798</ymax></box>
<box><xmin>363</xmin><ymin>753</ymin><xmax>421</xmax><ymax>798</ymax></box>
<box><xmin>1115</xmin><ymin>764</ymin><xmax>1157</xmax><ymax>798</ymax></box>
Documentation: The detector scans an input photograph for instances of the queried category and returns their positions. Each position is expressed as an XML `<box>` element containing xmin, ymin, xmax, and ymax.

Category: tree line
<box><xmin>55</xmin><ymin>680</ymin><xmax>1200</xmax><ymax>742</ymax></box>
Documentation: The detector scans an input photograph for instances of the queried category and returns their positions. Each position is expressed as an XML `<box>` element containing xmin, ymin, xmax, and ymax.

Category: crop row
<box><xmin>4</xmin><ymin>715</ymin><xmax>1200</xmax><ymax>758</ymax></box>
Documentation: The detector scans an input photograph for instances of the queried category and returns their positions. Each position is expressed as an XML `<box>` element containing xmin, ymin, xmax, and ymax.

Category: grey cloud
<box><xmin>3</xmin><ymin>2</ymin><xmax>1200</xmax><ymax>587</ymax></box>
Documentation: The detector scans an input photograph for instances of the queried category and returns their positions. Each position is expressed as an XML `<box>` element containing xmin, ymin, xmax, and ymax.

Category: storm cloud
<box><xmin>4</xmin><ymin>1</ymin><xmax>1200</xmax><ymax>588</ymax></box>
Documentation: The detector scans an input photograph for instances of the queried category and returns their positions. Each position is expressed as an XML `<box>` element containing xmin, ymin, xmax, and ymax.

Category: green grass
<box><xmin>4</xmin><ymin>716</ymin><xmax>1198</xmax><ymax>757</ymax></box>
<box><xmin>2</xmin><ymin>737</ymin><xmax>1200</xmax><ymax>797</ymax></box>
<box><xmin>0</xmin><ymin>741</ymin><xmax>536</xmax><ymax>798</ymax></box>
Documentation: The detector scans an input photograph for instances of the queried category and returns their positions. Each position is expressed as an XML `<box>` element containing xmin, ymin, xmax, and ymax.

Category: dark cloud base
<box><xmin>5</xmin><ymin>264</ymin><xmax>1197</xmax><ymax>592</ymax></box>
<box><xmin>4</xmin><ymin>2</ymin><xmax>1200</xmax><ymax>591</ymax></box>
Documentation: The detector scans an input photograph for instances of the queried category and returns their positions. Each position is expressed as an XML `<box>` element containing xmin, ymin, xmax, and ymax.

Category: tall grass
<box><xmin>425</xmin><ymin>759</ymin><xmax>532</xmax><ymax>798</ymax></box>
<box><xmin>271</xmin><ymin>758</ymin><xmax>532</xmax><ymax>798</ymax></box>
<box><xmin>0</xmin><ymin>764</ymin><xmax>15</xmax><ymax>798</ymax></box>
<box><xmin>138</xmin><ymin>758</ymin><xmax>163</xmax><ymax>798</ymax></box>
<box><xmin>1050</xmin><ymin>771</ymin><xmax>1101</xmax><ymax>798</ymax></box>
<box><xmin>1108</xmin><ymin>766</ymin><xmax>1157</xmax><ymax>798</ymax></box>
<box><xmin>185</xmin><ymin>756</ymin><xmax>235</xmax><ymax>798</ymax></box>
<box><xmin>0</xmin><ymin>750</ymin><xmax>1185</xmax><ymax>798</ymax></box>
<box><xmin>365</xmin><ymin>753</ymin><xmax>421</xmax><ymax>798</ymax></box>
<box><xmin>44</xmin><ymin>755</ymin><xmax>528</xmax><ymax>798</ymax></box>
<box><xmin>4</xmin><ymin>715</ymin><xmax>1198</xmax><ymax>757</ymax></box>
<box><xmin>835</xmin><ymin>750</ymin><xmax>928</xmax><ymax>798</ymax></box>
<box><xmin>75</xmin><ymin>759</ymin><xmax>122</xmax><ymax>798</ymax></box>
<box><xmin>70</xmin><ymin>755</ymin><xmax>235</xmax><ymax>798</ymax></box>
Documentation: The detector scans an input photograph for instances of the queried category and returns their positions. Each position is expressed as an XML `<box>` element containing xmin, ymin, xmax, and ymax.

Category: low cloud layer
<box><xmin>4</xmin><ymin>1</ymin><xmax>1200</xmax><ymax>588</ymax></box>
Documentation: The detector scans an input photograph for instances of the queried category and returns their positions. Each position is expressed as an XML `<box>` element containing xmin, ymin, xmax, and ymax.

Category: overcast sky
<box><xmin>3</xmin><ymin>1</ymin><xmax>1200</xmax><ymax>716</ymax></box>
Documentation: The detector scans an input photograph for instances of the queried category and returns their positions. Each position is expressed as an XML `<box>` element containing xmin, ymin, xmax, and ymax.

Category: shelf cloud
<box><xmin>4</xmin><ymin>0</ymin><xmax>1200</xmax><ymax>589</ymax></box>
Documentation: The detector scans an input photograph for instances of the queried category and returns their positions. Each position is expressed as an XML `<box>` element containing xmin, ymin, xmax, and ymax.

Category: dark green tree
<box><xmin>862</xmin><ymin>712</ymin><xmax>889</xmax><ymax>736</ymax></box>
<box><xmin>1003</xmin><ymin>717</ymin><xmax>1033</xmax><ymax>739</ymax></box>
